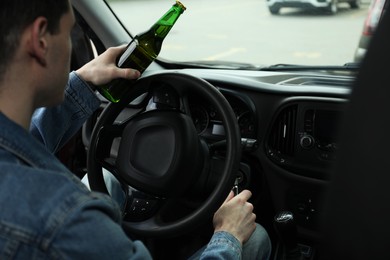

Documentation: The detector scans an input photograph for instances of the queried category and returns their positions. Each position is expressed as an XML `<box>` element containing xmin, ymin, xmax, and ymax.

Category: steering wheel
<box><xmin>87</xmin><ymin>72</ymin><xmax>242</xmax><ymax>238</ymax></box>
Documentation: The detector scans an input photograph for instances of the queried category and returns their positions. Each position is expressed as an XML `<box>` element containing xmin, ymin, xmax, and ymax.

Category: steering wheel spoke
<box><xmin>93</xmin><ymin>125</ymin><xmax>123</xmax><ymax>164</ymax></box>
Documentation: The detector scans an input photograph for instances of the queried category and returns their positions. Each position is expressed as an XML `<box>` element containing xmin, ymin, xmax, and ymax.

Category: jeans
<box><xmin>82</xmin><ymin>169</ymin><xmax>127</xmax><ymax>208</ymax></box>
<box><xmin>189</xmin><ymin>223</ymin><xmax>272</xmax><ymax>260</ymax></box>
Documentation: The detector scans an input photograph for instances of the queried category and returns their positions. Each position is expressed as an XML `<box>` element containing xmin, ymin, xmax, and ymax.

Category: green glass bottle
<box><xmin>97</xmin><ymin>1</ymin><xmax>186</xmax><ymax>103</ymax></box>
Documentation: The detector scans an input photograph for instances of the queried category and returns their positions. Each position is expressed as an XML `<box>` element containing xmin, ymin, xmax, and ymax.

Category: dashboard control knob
<box><xmin>300</xmin><ymin>135</ymin><xmax>314</xmax><ymax>149</ymax></box>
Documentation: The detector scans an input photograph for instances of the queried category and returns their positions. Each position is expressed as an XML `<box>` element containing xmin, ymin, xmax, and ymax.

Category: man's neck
<box><xmin>0</xmin><ymin>78</ymin><xmax>35</xmax><ymax>130</ymax></box>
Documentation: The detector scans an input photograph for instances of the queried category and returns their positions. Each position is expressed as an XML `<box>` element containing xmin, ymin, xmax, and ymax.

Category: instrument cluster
<box><xmin>189</xmin><ymin>91</ymin><xmax>256</xmax><ymax>139</ymax></box>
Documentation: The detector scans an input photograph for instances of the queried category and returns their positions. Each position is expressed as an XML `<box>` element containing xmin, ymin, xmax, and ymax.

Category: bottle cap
<box><xmin>176</xmin><ymin>1</ymin><xmax>187</xmax><ymax>10</ymax></box>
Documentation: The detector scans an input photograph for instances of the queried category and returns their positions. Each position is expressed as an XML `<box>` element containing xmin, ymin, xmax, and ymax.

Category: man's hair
<box><xmin>0</xmin><ymin>0</ymin><xmax>70</xmax><ymax>80</ymax></box>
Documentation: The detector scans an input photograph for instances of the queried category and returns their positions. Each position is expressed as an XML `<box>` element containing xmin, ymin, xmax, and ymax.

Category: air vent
<box><xmin>268</xmin><ymin>105</ymin><xmax>298</xmax><ymax>156</ymax></box>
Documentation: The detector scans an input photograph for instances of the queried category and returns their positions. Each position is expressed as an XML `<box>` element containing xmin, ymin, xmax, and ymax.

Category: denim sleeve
<box><xmin>49</xmin><ymin>190</ymin><xmax>153</xmax><ymax>259</ymax></box>
<box><xmin>199</xmin><ymin>231</ymin><xmax>242</xmax><ymax>259</ymax></box>
<box><xmin>30</xmin><ymin>71</ymin><xmax>101</xmax><ymax>153</ymax></box>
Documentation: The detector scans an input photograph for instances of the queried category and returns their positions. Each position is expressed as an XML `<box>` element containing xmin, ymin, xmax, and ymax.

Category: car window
<box><xmin>105</xmin><ymin>0</ymin><xmax>371</xmax><ymax>66</ymax></box>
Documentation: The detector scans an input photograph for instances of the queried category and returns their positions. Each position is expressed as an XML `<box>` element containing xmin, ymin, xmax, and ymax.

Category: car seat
<box><xmin>319</xmin><ymin>4</ymin><xmax>390</xmax><ymax>259</ymax></box>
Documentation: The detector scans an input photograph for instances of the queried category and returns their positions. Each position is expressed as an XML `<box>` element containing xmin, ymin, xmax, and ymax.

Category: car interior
<box><xmin>60</xmin><ymin>0</ymin><xmax>390</xmax><ymax>259</ymax></box>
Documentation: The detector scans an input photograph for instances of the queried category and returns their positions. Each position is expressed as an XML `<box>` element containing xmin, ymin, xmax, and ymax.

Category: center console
<box><xmin>267</xmin><ymin>99</ymin><xmax>346</xmax><ymax>179</ymax></box>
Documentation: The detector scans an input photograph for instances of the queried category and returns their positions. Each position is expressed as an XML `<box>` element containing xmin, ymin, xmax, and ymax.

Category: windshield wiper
<box><xmin>260</xmin><ymin>62</ymin><xmax>360</xmax><ymax>72</ymax></box>
<box><xmin>158</xmin><ymin>59</ymin><xmax>262</xmax><ymax>70</ymax></box>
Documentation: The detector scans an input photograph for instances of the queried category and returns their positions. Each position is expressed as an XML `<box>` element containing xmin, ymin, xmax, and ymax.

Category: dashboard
<box><xmin>85</xmin><ymin>67</ymin><xmax>354</xmax><ymax>245</ymax></box>
<box><xmin>165</xmin><ymin>68</ymin><xmax>352</xmax><ymax>236</ymax></box>
<box><xmin>187</xmin><ymin>80</ymin><xmax>347</xmax><ymax>180</ymax></box>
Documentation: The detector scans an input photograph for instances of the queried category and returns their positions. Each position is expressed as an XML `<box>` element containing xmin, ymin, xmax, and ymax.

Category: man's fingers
<box><xmin>123</xmin><ymin>68</ymin><xmax>141</xmax><ymax>79</ymax></box>
<box><xmin>224</xmin><ymin>190</ymin><xmax>235</xmax><ymax>203</ymax></box>
<box><xmin>109</xmin><ymin>67</ymin><xmax>140</xmax><ymax>80</ymax></box>
<box><xmin>108</xmin><ymin>45</ymin><xmax>127</xmax><ymax>56</ymax></box>
<box><xmin>236</xmin><ymin>189</ymin><xmax>252</xmax><ymax>202</ymax></box>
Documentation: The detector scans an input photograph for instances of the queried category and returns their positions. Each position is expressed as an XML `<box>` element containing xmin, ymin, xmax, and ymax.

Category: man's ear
<box><xmin>28</xmin><ymin>17</ymin><xmax>49</xmax><ymax>67</ymax></box>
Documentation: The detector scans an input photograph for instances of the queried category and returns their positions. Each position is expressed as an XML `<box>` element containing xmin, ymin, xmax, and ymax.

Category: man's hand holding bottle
<box><xmin>76</xmin><ymin>45</ymin><xmax>140</xmax><ymax>87</ymax></box>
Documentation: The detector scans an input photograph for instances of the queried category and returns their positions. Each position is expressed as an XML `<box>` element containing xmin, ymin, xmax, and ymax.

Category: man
<box><xmin>0</xmin><ymin>0</ymin><xmax>271</xmax><ymax>259</ymax></box>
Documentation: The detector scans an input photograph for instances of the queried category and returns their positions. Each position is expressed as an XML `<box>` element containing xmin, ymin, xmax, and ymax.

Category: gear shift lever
<box><xmin>274</xmin><ymin>211</ymin><xmax>304</xmax><ymax>260</ymax></box>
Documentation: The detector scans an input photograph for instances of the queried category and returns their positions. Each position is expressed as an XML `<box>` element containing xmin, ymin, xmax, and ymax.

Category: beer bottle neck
<box><xmin>152</xmin><ymin>2</ymin><xmax>185</xmax><ymax>39</ymax></box>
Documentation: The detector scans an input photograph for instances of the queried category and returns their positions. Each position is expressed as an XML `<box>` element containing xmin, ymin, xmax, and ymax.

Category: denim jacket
<box><xmin>0</xmin><ymin>72</ymin><xmax>241</xmax><ymax>259</ymax></box>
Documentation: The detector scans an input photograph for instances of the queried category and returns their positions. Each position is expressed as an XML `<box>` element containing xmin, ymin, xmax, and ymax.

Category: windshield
<box><xmin>105</xmin><ymin>0</ymin><xmax>370</xmax><ymax>67</ymax></box>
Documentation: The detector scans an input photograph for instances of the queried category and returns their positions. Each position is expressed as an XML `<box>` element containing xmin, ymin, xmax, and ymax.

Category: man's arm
<box><xmin>30</xmin><ymin>46</ymin><xmax>140</xmax><ymax>153</ymax></box>
<box><xmin>30</xmin><ymin>72</ymin><xmax>101</xmax><ymax>153</ymax></box>
<box><xmin>199</xmin><ymin>190</ymin><xmax>257</xmax><ymax>259</ymax></box>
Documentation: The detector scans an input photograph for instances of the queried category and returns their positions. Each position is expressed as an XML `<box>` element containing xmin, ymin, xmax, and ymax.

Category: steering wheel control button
<box><xmin>125</xmin><ymin>198</ymin><xmax>158</xmax><ymax>221</ymax></box>
<box><xmin>152</xmin><ymin>86</ymin><xmax>180</xmax><ymax>109</ymax></box>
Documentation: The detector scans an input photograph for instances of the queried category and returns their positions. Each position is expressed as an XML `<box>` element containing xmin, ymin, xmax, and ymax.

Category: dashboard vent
<box><xmin>268</xmin><ymin>105</ymin><xmax>297</xmax><ymax>156</ymax></box>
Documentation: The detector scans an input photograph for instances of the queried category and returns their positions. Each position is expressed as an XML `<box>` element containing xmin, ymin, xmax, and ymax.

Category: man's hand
<box><xmin>76</xmin><ymin>45</ymin><xmax>140</xmax><ymax>86</ymax></box>
<box><xmin>213</xmin><ymin>190</ymin><xmax>257</xmax><ymax>245</ymax></box>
